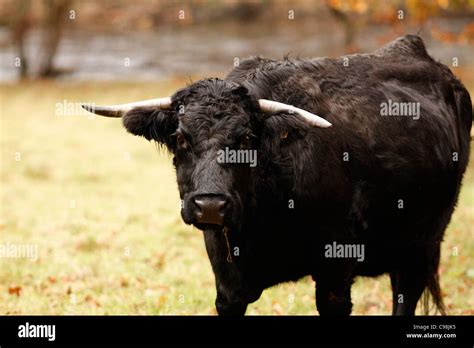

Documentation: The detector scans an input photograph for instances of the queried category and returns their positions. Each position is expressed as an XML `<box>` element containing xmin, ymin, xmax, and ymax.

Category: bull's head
<box><xmin>82</xmin><ymin>79</ymin><xmax>331</xmax><ymax>231</ymax></box>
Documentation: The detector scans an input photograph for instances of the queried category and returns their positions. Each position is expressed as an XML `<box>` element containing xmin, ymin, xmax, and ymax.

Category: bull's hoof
<box><xmin>215</xmin><ymin>301</ymin><xmax>248</xmax><ymax>316</ymax></box>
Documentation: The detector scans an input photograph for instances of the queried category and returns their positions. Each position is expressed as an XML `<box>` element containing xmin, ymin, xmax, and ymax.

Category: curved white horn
<box><xmin>81</xmin><ymin>97</ymin><xmax>172</xmax><ymax>118</ymax></box>
<box><xmin>258</xmin><ymin>99</ymin><xmax>332</xmax><ymax>128</ymax></box>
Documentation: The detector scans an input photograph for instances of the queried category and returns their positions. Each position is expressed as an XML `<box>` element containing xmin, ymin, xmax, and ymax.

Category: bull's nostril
<box><xmin>193</xmin><ymin>198</ymin><xmax>203</xmax><ymax>212</ymax></box>
<box><xmin>194</xmin><ymin>199</ymin><xmax>227</xmax><ymax>212</ymax></box>
<box><xmin>216</xmin><ymin>199</ymin><xmax>227</xmax><ymax>210</ymax></box>
<box><xmin>192</xmin><ymin>194</ymin><xmax>227</xmax><ymax>225</ymax></box>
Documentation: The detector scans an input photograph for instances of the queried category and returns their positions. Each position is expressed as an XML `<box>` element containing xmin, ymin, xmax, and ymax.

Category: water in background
<box><xmin>0</xmin><ymin>18</ymin><xmax>473</xmax><ymax>82</ymax></box>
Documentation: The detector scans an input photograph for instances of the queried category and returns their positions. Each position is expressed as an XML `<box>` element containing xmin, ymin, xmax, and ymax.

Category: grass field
<box><xmin>1</xmin><ymin>80</ymin><xmax>473</xmax><ymax>315</ymax></box>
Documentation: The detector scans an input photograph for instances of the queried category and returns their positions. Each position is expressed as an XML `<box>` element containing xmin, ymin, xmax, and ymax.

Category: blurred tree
<box><xmin>326</xmin><ymin>1</ymin><xmax>356</xmax><ymax>49</ymax></box>
<box><xmin>2</xmin><ymin>0</ymin><xmax>472</xmax><ymax>80</ymax></box>
<box><xmin>11</xmin><ymin>0</ymin><xmax>32</xmax><ymax>79</ymax></box>
<box><xmin>326</xmin><ymin>0</ymin><xmax>370</xmax><ymax>51</ymax></box>
<box><xmin>326</xmin><ymin>0</ymin><xmax>474</xmax><ymax>48</ymax></box>
<box><xmin>38</xmin><ymin>0</ymin><xmax>71</xmax><ymax>77</ymax></box>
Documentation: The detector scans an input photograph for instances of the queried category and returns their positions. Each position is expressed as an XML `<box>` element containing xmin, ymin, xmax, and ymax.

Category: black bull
<box><xmin>84</xmin><ymin>35</ymin><xmax>472</xmax><ymax>315</ymax></box>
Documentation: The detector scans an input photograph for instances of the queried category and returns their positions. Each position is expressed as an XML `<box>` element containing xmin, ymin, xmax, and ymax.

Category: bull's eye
<box><xmin>176</xmin><ymin>133</ymin><xmax>187</xmax><ymax>149</ymax></box>
<box><xmin>240</xmin><ymin>135</ymin><xmax>251</xmax><ymax>149</ymax></box>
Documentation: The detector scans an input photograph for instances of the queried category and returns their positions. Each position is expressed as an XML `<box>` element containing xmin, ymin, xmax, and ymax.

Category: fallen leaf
<box><xmin>85</xmin><ymin>294</ymin><xmax>101</xmax><ymax>307</ymax></box>
<box><xmin>155</xmin><ymin>295</ymin><xmax>167</xmax><ymax>307</ymax></box>
<box><xmin>272</xmin><ymin>302</ymin><xmax>284</xmax><ymax>315</ymax></box>
<box><xmin>120</xmin><ymin>277</ymin><xmax>129</xmax><ymax>287</ymax></box>
<box><xmin>8</xmin><ymin>285</ymin><xmax>22</xmax><ymax>297</ymax></box>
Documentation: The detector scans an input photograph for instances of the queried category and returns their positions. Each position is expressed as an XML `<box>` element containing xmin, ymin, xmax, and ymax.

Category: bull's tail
<box><xmin>421</xmin><ymin>254</ymin><xmax>446</xmax><ymax>315</ymax></box>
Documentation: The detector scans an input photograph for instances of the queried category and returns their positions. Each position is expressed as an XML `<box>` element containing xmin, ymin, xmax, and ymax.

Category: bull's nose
<box><xmin>193</xmin><ymin>194</ymin><xmax>227</xmax><ymax>225</ymax></box>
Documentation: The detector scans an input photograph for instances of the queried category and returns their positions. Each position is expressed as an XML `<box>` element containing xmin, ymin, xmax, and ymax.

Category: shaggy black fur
<box><xmin>122</xmin><ymin>35</ymin><xmax>472</xmax><ymax>315</ymax></box>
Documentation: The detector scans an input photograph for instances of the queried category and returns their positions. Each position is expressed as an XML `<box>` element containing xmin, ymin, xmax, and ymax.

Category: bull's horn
<box><xmin>258</xmin><ymin>99</ymin><xmax>332</xmax><ymax>128</ymax></box>
<box><xmin>81</xmin><ymin>97</ymin><xmax>172</xmax><ymax>117</ymax></box>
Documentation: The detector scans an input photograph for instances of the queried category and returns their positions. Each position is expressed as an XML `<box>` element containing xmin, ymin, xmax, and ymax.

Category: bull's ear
<box><xmin>261</xmin><ymin>111</ymin><xmax>309</xmax><ymax>146</ymax></box>
<box><xmin>122</xmin><ymin>106</ymin><xmax>178</xmax><ymax>150</ymax></box>
<box><xmin>231</xmin><ymin>85</ymin><xmax>249</xmax><ymax>97</ymax></box>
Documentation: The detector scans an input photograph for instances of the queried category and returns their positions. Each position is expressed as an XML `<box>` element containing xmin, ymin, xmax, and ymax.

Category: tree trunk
<box><xmin>12</xmin><ymin>0</ymin><xmax>32</xmax><ymax>79</ymax></box>
<box><xmin>38</xmin><ymin>0</ymin><xmax>71</xmax><ymax>78</ymax></box>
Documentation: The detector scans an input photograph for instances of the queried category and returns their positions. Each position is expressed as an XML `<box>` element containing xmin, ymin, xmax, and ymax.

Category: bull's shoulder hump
<box><xmin>226</xmin><ymin>56</ymin><xmax>272</xmax><ymax>81</ymax></box>
<box><xmin>373</xmin><ymin>35</ymin><xmax>430</xmax><ymax>59</ymax></box>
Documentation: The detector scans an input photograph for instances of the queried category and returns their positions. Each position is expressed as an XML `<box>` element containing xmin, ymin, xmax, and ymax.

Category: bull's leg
<box><xmin>390</xmin><ymin>242</ymin><xmax>443</xmax><ymax>316</ymax></box>
<box><xmin>389</xmin><ymin>271</ymin><xmax>400</xmax><ymax>315</ymax></box>
<box><xmin>215</xmin><ymin>291</ymin><xmax>248</xmax><ymax>316</ymax></box>
<box><xmin>390</xmin><ymin>268</ymin><xmax>427</xmax><ymax>316</ymax></box>
<box><xmin>315</xmin><ymin>278</ymin><xmax>353</xmax><ymax>316</ymax></box>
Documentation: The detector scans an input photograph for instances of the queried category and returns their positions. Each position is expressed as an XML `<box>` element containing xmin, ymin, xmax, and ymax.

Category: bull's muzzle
<box><xmin>193</xmin><ymin>194</ymin><xmax>227</xmax><ymax>225</ymax></box>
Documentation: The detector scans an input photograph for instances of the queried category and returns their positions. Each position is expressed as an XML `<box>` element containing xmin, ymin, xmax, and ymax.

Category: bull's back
<box><xmin>229</xmin><ymin>35</ymin><xmax>470</xmax><ymax>183</ymax></box>
<box><xmin>229</xmin><ymin>35</ymin><xmax>471</xmax><ymax>248</ymax></box>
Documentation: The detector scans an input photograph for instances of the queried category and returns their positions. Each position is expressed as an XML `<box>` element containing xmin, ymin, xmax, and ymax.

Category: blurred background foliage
<box><xmin>0</xmin><ymin>0</ymin><xmax>473</xmax><ymax>80</ymax></box>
